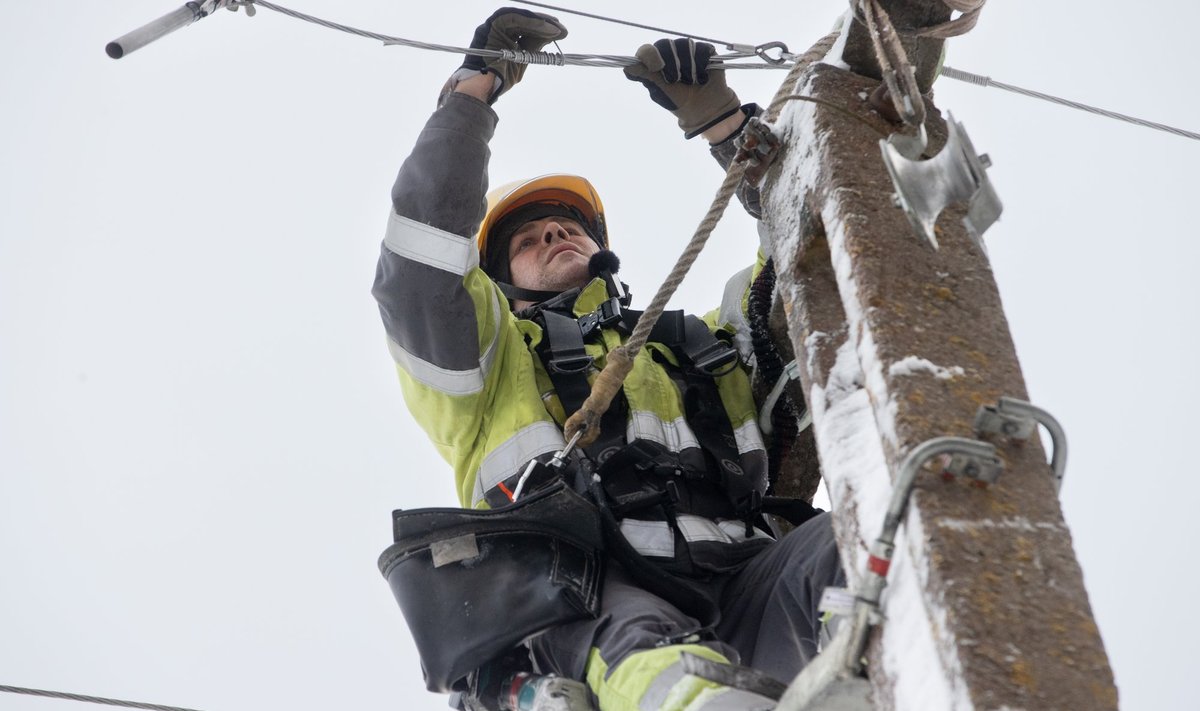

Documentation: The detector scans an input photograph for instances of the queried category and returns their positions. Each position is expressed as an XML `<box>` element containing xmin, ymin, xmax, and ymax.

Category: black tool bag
<box><xmin>378</xmin><ymin>481</ymin><xmax>605</xmax><ymax>694</ymax></box>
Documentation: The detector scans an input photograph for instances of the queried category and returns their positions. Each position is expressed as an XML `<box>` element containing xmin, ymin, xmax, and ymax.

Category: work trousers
<box><xmin>529</xmin><ymin>512</ymin><xmax>844</xmax><ymax>708</ymax></box>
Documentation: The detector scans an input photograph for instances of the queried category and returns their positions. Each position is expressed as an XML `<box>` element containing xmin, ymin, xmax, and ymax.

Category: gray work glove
<box><xmin>455</xmin><ymin>7</ymin><xmax>568</xmax><ymax>104</ymax></box>
<box><xmin>624</xmin><ymin>38</ymin><xmax>741</xmax><ymax>139</ymax></box>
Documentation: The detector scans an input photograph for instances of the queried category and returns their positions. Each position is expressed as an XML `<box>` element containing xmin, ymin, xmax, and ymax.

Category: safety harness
<box><xmin>522</xmin><ymin>271</ymin><xmax>807</xmax><ymax>548</ymax></box>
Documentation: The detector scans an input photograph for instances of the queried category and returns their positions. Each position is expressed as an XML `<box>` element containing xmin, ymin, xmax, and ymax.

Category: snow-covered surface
<box><xmin>889</xmin><ymin>355</ymin><xmax>966</xmax><ymax>380</ymax></box>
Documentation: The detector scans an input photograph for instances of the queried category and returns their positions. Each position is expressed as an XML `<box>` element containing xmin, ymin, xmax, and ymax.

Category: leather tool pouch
<box><xmin>378</xmin><ymin>481</ymin><xmax>604</xmax><ymax>693</ymax></box>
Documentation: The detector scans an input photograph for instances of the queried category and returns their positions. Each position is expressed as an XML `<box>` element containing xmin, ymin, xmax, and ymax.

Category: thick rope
<box><xmin>849</xmin><ymin>0</ymin><xmax>986</xmax><ymax>39</ymax></box>
<box><xmin>563</xmin><ymin>31</ymin><xmax>840</xmax><ymax>447</ymax></box>
<box><xmin>0</xmin><ymin>685</ymin><xmax>203</xmax><ymax>711</ymax></box>
<box><xmin>918</xmin><ymin>0</ymin><xmax>985</xmax><ymax>39</ymax></box>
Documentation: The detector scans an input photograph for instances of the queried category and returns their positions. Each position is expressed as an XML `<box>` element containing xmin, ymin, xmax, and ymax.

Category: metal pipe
<box><xmin>842</xmin><ymin>436</ymin><xmax>999</xmax><ymax>673</ymax></box>
<box><xmin>106</xmin><ymin>1</ymin><xmax>226</xmax><ymax>59</ymax></box>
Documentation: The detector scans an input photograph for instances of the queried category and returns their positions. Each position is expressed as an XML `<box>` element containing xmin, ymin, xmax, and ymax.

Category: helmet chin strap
<box><xmin>497</xmin><ymin>282</ymin><xmax>573</xmax><ymax>304</ymax></box>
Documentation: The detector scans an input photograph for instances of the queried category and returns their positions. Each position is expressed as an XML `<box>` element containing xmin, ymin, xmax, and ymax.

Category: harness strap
<box><xmin>540</xmin><ymin>310</ymin><xmax>594</xmax><ymax>417</ymax></box>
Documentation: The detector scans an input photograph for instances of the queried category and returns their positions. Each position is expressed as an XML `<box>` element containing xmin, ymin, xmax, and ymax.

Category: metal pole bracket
<box><xmin>974</xmin><ymin>396</ymin><xmax>1068</xmax><ymax>492</ymax></box>
<box><xmin>941</xmin><ymin>449</ymin><xmax>1005</xmax><ymax>486</ymax></box>
<box><xmin>880</xmin><ymin>112</ymin><xmax>1003</xmax><ymax>250</ymax></box>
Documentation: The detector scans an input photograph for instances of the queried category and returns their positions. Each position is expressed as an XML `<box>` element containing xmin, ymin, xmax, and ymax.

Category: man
<box><xmin>374</xmin><ymin>8</ymin><xmax>843</xmax><ymax>710</ymax></box>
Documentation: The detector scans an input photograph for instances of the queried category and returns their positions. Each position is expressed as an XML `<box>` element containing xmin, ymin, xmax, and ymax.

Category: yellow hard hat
<box><xmin>476</xmin><ymin>174</ymin><xmax>607</xmax><ymax>279</ymax></box>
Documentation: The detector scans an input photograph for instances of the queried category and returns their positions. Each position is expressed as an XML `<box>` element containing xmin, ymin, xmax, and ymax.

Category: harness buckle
<box><xmin>690</xmin><ymin>343</ymin><xmax>739</xmax><ymax>377</ymax></box>
<box><xmin>598</xmin><ymin>297</ymin><xmax>623</xmax><ymax>327</ymax></box>
<box><xmin>548</xmin><ymin>353</ymin><xmax>594</xmax><ymax>375</ymax></box>
<box><xmin>577</xmin><ymin>312</ymin><xmax>600</xmax><ymax>338</ymax></box>
<box><xmin>576</xmin><ymin>298</ymin><xmax>623</xmax><ymax>340</ymax></box>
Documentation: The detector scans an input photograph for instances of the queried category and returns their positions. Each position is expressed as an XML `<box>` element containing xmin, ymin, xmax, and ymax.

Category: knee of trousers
<box><xmin>585</xmin><ymin>644</ymin><xmax>734</xmax><ymax>711</ymax></box>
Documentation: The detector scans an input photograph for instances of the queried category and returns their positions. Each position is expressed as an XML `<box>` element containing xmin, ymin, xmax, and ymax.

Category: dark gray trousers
<box><xmin>530</xmin><ymin>512</ymin><xmax>845</xmax><ymax>687</ymax></box>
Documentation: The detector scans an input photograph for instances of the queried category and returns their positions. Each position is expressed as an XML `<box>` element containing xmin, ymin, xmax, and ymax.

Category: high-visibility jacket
<box><xmin>373</xmin><ymin>92</ymin><xmax>773</xmax><ymax>571</ymax></box>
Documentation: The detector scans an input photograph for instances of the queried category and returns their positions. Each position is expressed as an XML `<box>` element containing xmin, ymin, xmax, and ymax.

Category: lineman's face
<box><xmin>507</xmin><ymin>215</ymin><xmax>599</xmax><ymax>300</ymax></box>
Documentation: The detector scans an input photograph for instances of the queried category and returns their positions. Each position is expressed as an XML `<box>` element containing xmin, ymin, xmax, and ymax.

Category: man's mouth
<box><xmin>546</xmin><ymin>245</ymin><xmax>582</xmax><ymax>263</ymax></box>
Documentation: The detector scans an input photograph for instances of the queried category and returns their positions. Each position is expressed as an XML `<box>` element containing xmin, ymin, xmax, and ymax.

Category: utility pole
<box><xmin>763</xmin><ymin>2</ymin><xmax>1118</xmax><ymax>709</ymax></box>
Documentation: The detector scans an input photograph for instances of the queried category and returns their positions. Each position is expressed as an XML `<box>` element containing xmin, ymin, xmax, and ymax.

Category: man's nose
<box><xmin>541</xmin><ymin>221</ymin><xmax>569</xmax><ymax>244</ymax></box>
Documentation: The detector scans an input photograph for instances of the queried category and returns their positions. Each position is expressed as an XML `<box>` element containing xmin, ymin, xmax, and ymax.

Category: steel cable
<box><xmin>562</xmin><ymin>31</ymin><xmax>839</xmax><ymax>446</ymax></box>
<box><xmin>250</xmin><ymin>0</ymin><xmax>774</xmax><ymax>69</ymax></box>
<box><xmin>242</xmin><ymin>1</ymin><xmax>1198</xmax><ymax>141</ymax></box>
<box><xmin>0</xmin><ymin>685</ymin><xmax>204</xmax><ymax>711</ymax></box>
<box><xmin>940</xmin><ymin>66</ymin><xmax>1200</xmax><ymax>141</ymax></box>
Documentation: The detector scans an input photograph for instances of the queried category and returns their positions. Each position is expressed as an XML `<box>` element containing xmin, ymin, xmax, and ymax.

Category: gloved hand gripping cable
<box><xmin>564</xmin><ymin>32</ymin><xmax>840</xmax><ymax>449</ymax></box>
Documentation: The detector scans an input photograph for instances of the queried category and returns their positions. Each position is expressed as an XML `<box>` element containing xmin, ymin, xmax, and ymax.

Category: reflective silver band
<box><xmin>474</xmin><ymin>420</ymin><xmax>565</xmax><ymax>506</ymax></box>
<box><xmin>731</xmin><ymin>419</ymin><xmax>767</xmax><ymax>455</ymax></box>
<box><xmin>387</xmin><ymin>336</ymin><xmax>486</xmax><ymax>396</ymax></box>
<box><xmin>638</xmin><ymin>661</ymin><xmax>687</xmax><ymax>711</ymax></box>
<box><xmin>619</xmin><ymin>514</ymin><xmax>773</xmax><ymax>559</ymax></box>
<box><xmin>626</xmin><ymin>411</ymin><xmax>701</xmax><ymax>453</ymax></box>
<box><xmin>384</xmin><ymin>262</ymin><xmax>502</xmax><ymax>396</ymax></box>
<box><xmin>384</xmin><ymin>211</ymin><xmax>479</xmax><ymax>276</ymax></box>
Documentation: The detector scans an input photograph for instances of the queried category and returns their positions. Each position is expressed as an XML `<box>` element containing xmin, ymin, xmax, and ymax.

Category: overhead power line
<box><xmin>242</xmin><ymin>1</ymin><xmax>1200</xmax><ymax>143</ymax></box>
<box><xmin>0</xmin><ymin>684</ymin><xmax>204</xmax><ymax>711</ymax></box>
<box><xmin>939</xmin><ymin>66</ymin><xmax>1200</xmax><ymax>141</ymax></box>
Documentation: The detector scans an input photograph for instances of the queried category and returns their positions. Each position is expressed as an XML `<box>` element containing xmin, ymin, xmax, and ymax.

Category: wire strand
<box><xmin>242</xmin><ymin>1</ymin><xmax>1200</xmax><ymax>141</ymax></box>
<box><xmin>508</xmin><ymin>0</ymin><xmax>740</xmax><ymax>49</ymax></box>
<box><xmin>940</xmin><ymin>66</ymin><xmax>1200</xmax><ymax>141</ymax></box>
<box><xmin>0</xmin><ymin>685</ymin><xmax>204</xmax><ymax>711</ymax></box>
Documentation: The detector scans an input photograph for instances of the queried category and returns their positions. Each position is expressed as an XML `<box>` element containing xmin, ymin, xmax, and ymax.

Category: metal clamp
<box><xmin>880</xmin><ymin>112</ymin><xmax>1003</xmax><ymax>250</ymax></box>
<box><xmin>975</xmin><ymin>397</ymin><xmax>1068</xmax><ymax>492</ymax></box>
<box><xmin>226</xmin><ymin>0</ymin><xmax>257</xmax><ymax>16</ymax></box>
<box><xmin>734</xmin><ymin>116</ymin><xmax>784</xmax><ymax>187</ymax></box>
<box><xmin>843</xmin><ymin>436</ymin><xmax>1002</xmax><ymax>674</ymax></box>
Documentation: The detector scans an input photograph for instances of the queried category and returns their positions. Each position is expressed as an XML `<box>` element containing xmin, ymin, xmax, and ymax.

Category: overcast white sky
<box><xmin>2</xmin><ymin>1</ymin><xmax>1197</xmax><ymax>710</ymax></box>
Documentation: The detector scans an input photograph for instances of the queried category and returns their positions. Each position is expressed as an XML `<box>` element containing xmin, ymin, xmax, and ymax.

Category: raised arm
<box><xmin>372</xmin><ymin>9</ymin><xmax>567</xmax><ymax>499</ymax></box>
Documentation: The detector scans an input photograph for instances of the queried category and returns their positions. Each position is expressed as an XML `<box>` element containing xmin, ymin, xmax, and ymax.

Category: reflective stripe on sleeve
<box><xmin>383</xmin><ymin>211</ymin><xmax>479</xmax><ymax>276</ymax></box>
<box><xmin>384</xmin><ymin>267</ymin><xmax>502</xmax><ymax>396</ymax></box>
<box><xmin>473</xmin><ymin>420</ymin><xmax>565</xmax><ymax>506</ymax></box>
<box><xmin>387</xmin><ymin>336</ymin><xmax>485</xmax><ymax>396</ymax></box>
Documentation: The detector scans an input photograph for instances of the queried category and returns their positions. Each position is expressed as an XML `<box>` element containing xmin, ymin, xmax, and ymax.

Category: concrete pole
<box><xmin>763</xmin><ymin>3</ymin><xmax>1118</xmax><ymax>708</ymax></box>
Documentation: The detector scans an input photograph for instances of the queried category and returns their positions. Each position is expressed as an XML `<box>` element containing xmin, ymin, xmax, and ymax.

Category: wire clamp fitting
<box><xmin>226</xmin><ymin>0</ymin><xmax>257</xmax><ymax>16</ymax></box>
